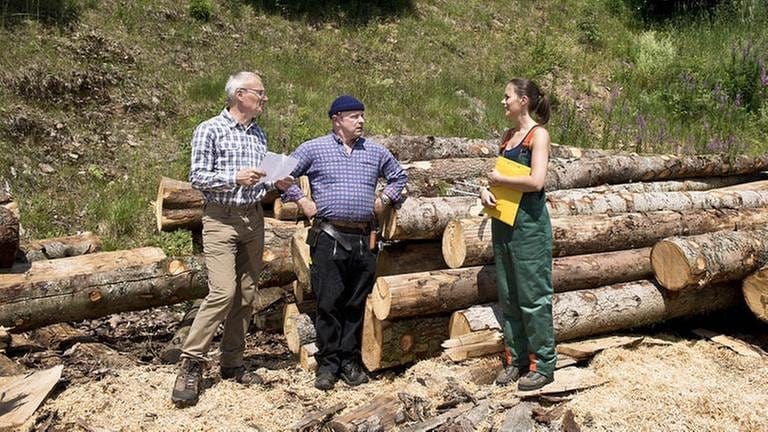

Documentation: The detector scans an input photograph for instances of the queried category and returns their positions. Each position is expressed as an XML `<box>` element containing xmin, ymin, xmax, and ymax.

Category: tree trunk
<box><xmin>0</xmin><ymin>206</ymin><xmax>19</xmax><ymax>268</ymax></box>
<box><xmin>546</xmin><ymin>190</ymin><xmax>768</xmax><ymax>217</ymax></box>
<box><xmin>369</xmin><ymin>135</ymin><xmax>616</xmax><ymax>161</ymax></box>
<box><xmin>299</xmin><ymin>342</ymin><xmax>318</xmax><ymax>372</ymax></box>
<box><xmin>372</xmin><ymin>248</ymin><xmax>651</xmax><ymax>321</ymax></box>
<box><xmin>291</xmin><ymin>228</ymin><xmax>311</xmax><ymax>301</ymax></box>
<box><xmin>546</xmin><ymin>175</ymin><xmax>762</xmax><ymax>200</ymax></box>
<box><xmin>742</xmin><ymin>266</ymin><xmax>768</xmax><ymax>324</ymax></box>
<box><xmin>714</xmin><ymin>179</ymin><xmax>768</xmax><ymax>192</ymax></box>
<box><xmin>0</xmin><ymin>247</ymin><xmax>208</xmax><ymax>331</ymax></box>
<box><xmin>443</xmin><ymin>207</ymin><xmax>768</xmax><ymax>268</ymax></box>
<box><xmin>21</xmin><ymin>232</ymin><xmax>102</xmax><ymax>262</ymax></box>
<box><xmin>447</xmin><ymin>280</ymin><xmax>740</xmax><ymax>343</ymax></box>
<box><xmin>377</xmin><ymin>241</ymin><xmax>447</xmax><ymax>277</ymax></box>
<box><xmin>546</xmin><ymin>153</ymin><xmax>768</xmax><ymax>191</ymax></box>
<box><xmin>652</xmin><ymin>229</ymin><xmax>768</xmax><ymax>291</ymax></box>
<box><xmin>381</xmin><ymin>196</ymin><xmax>483</xmax><ymax>240</ymax></box>
<box><xmin>259</xmin><ymin>246</ymin><xmax>296</xmax><ymax>288</ymax></box>
<box><xmin>361</xmin><ymin>305</ymin><xmax>450</xmax><ymax>371</ymax></box>
<box><xmin>449</xmin><ymin>307</ymin><xmax>503</xmax><ymax>338</ymax></box>
<box><xmin>404</xmin><ymin>153</ymin><xmax>768</xmax><ymax>196</ymax></box>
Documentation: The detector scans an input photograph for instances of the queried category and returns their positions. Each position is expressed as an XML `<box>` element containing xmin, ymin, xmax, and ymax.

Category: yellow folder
<box><xmin>483</xmin><ymin>157</ymin><xmax>531</xmax><ymax>226</ymax></box>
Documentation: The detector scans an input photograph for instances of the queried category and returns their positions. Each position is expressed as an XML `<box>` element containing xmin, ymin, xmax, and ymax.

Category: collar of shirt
<box><xmin>220</xmin><ymin>108</ymin><xmax>257</xmax><ymax>132</ymax></box>
<box><xmin>332</xmin><ymin>131</ymin><xmax>365</xmax><ymax>149</ymax></box>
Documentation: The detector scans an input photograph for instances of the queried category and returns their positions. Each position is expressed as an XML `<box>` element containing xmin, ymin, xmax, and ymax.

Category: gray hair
<box><xmin>225</xmin><ymin>71</ymin><xmax>262</xmax><ymax>106</ymax></box>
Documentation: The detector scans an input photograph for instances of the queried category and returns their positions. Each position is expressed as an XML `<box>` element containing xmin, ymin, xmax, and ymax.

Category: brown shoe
<box><xmin>171</xmin><ymin>359</ymin><xmax>203</xmax><ymax>407</ymax></box>
<box><xmin>221</xmin><ymin>366</ymin><xmax>263</xmax><ymax>385</ymax></box>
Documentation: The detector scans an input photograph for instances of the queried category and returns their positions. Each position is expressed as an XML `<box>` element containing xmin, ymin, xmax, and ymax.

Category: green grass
<box><xmin>1</xmin><ymin>0</ymin><xmax>768</xmax><ymax>251</ymax></box>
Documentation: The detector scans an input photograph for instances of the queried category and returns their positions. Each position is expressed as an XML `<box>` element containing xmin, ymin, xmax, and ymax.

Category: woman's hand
<box><xmin>480</xmin><ymin>188</ymin><xmax>497</xmax><ymax>208</ymax></box>
<box><xmin>487</xmin><ymin>169</ymin><xmax>503</xmax><ymax>187</ymax></box>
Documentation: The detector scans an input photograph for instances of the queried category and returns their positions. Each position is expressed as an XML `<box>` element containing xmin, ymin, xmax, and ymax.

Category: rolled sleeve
<box><xmin>280</xmin><ymin>144</ymin><xmax>312</xmax><ymax>203</ymax></box>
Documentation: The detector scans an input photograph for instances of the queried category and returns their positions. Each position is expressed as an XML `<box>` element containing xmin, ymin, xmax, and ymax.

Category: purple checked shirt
<box><xmin>189</xmin><ymin>109</ymin><xmax>271</xmax><ymax>206</ymax></box>
<box><xmin>282</xmin><ymin>133</ymin><xmax>407</xmax><ymax>222</ymax></box>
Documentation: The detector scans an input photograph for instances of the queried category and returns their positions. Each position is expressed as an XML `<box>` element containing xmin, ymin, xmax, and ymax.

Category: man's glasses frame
<box><xmin>239</xmin><ymin>88</ymin><xmax>266</xmax><ymax>97</ymax></box>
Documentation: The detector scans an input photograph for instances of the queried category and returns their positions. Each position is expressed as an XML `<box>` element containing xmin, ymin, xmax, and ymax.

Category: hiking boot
<box><xmin>221</xmin><ymin>366</ymin><xmax>263</xmax><ymax>385</ymax></box>
<box><xmin>340</xmin><ymin>361</ymin><xmax>369</xmax><ymax>387</ymax></box>
<box><xmin>314</xmin><ymin>372</ymin><xmax>338</xmax><ymax>391</ymax></box>
<box><xmin>495</xmin><ymin>365</ymin><xmax>527</xmax><ymax>386</ymax></box>
<box><xmin>517</xmin><ymin>371</ymin><xmax>554</xmax><ymax>391</ymax></box>
<box><xmin>171</xmin><ymin>359</ymin><xmax>203</xmax><ymax>407</ymax></box>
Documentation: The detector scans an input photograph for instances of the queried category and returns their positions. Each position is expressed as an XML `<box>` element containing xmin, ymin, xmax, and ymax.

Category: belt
<box><xmin>205</xmin><ymin>201</ymin><xmax>262</xmax><ymax>214</ymax></box>
<box><xmin>327</xmin><ymin>219</ymin><xmax>371</xmax><ymax>232</ymax></box>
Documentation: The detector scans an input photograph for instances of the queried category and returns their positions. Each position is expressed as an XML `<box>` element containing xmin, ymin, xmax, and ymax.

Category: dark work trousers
<box><xmin>310</xmin><ymin>230</ymin><xmax>377</xmax><ymax>376</ymax></box>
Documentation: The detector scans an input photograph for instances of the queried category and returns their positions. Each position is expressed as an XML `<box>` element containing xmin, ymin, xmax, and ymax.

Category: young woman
<box><xmin>480</xmin><ymin>78</ymin><xmax>556</xmax><ymax>391</ymax></box>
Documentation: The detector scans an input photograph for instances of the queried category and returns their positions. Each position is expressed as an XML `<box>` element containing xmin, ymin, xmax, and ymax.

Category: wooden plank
<box><xmin>515</xmin><ymin>367</ymin><xmax>607</xmax><ymax>397</ymax></box>
<box><xmin>0</xmin><ymin>365</ymin><xmax>63</xmax><ymax>429</ymax></box>
<box><xmin>556</xmin><ymin>335</ymin><xmax>644</xmax><ymax>360</ymax></box>
<box><xmin>693</xmin><ymin>328</ymin><xmax>766</xmax><ymax>358</ymax></box>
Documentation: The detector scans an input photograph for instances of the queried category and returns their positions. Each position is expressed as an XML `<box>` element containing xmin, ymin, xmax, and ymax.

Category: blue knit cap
<box><xmin>328</xmin><ymin>95</ymin><xmax>365</xmax><ymax>118</ymax></box>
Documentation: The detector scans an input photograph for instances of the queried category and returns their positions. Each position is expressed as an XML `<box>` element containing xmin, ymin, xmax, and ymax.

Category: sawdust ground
<box><xmin>35</xmin><ymin>334</ymin><xmax>768</xmax><ymax>432</ymax></box>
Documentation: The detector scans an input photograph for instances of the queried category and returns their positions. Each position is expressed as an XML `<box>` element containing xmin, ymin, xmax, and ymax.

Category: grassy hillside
<box><xmin>1</xmin><ymin>0</ymin><xmax>767</xmax><ymax>252</ymax></box>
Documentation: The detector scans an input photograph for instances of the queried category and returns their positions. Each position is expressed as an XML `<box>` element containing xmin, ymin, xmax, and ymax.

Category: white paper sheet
<box><xmin>257</xmin><ymin>152</ymin><xmax>299</xmax><ymax>184</ymax></box>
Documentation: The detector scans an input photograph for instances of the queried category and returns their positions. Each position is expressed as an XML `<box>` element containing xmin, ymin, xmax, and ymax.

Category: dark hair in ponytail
<box><xmin>509</xmin><ymin>78</ymin><xmax>550</xmax><ymax>124</ymax></box>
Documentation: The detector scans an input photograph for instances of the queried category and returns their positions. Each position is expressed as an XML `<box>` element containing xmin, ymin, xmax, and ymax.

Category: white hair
<box><xmin>225</xmin><ymin>71</ymin><xmax>262</xmax><ymax>106</ymax></box>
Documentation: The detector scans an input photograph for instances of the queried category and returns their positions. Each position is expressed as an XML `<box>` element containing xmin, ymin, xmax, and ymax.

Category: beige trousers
<box><xmin>180</xmin><ymin>203</ymin><xmax>264</xmax><ymax>368</ymax></box>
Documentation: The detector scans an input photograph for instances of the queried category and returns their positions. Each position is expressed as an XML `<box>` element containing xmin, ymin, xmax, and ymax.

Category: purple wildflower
<box><xmin>760</xmin><ymin>60</ymin><xmax>768</xmax><ymax>86</ymax></box>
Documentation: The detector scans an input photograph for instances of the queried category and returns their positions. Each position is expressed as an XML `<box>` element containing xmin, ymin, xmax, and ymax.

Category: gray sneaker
<box><xmin>517</xmin><ymin>371</ymin><xmax>554</xmax><ymax>391</ymax></box>
<box><xmin>495</xmin><ymin>365</ymin><xmax>527</xmax><ymax>386</ymax></box>
<box><xmin>171</xmin><ymin>359</ymin><xmax>203</xmax><ymax>407</ymax></box>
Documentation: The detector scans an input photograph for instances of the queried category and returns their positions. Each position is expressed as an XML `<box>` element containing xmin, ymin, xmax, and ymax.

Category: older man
<box><xmin>172</xmin><ymin>71</ymin><xmax>291</xmax><ymax>407</ymax></box>
<box><xmin>282</xmin><ymin>95</ymin><xmax>407</xmax><ymax>390</ymax></box>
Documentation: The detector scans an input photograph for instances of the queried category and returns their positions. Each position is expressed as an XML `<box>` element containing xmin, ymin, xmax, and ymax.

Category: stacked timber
<box><xmin>0</xmin><ymin>206</ymin><xmax>19</xmax><ymax>268</ymax></box>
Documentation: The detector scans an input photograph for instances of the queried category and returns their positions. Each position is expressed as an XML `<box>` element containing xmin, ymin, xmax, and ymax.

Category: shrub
<box><xmin>188</xmin><ymin>0</ymin><xmax>213</xmax><ymax>22</ymax></box>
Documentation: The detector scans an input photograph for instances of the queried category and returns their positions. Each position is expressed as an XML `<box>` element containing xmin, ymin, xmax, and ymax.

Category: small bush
<box><xmin>188</xmin><ymin>0</ymin><xmax>213</xmax><ymax>22</ymax></box>
<box><xmin>634</xmin><ymin>31</ymin><xmax>676</xmax><ymax>80</ymax></box>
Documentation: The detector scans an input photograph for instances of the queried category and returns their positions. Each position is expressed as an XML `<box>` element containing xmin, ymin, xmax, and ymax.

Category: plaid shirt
<box><xmin>282</xmin><ymin>133</ymin><xmax>407</xmax><ymax>222</ymax></box>
<box><xmin>189</xmin><ymin>108</ymin><xmax>270</xmax><ymax>206</ymax></box>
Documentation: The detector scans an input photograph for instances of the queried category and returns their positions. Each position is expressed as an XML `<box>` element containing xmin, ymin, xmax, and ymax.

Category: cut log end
<box><xmin>448</xmin><ymin>313</ymin><xmax>472</xmax><ymax>339</ymax></box>
<box><xmin>361</xmin><ymin>308</ymin><xmax>383</xmax><ymax>371</ymax></box>
<box><xmin>382</xmin><ymin>208</ymin><xmax>398</xmax><ymax>240</ymax></box>
<box><xmin>743</xmin><ymin>269</ymin><xmax>768</xmax><ymax>323</ymax></box>
<box><xmin>442</xmin><ymin>219</ymin><xmax>466</xmax><ymax>269</ymax></box>
<box><xmin>370</xmin><ymin>279</ymin><xmax>392</xmax><ymax>321</ymax></box>
<box><xmin>651</xmin><ymin>241</ymin><xmax>694</xmax><ymax>291</ymax></box>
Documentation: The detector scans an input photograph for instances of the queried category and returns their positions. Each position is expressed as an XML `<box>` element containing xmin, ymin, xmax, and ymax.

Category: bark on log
<box><xmin>284</xmin><ymin>311</ymin><xmax>316</xmax><ymax>354</ymax></box>
<box><xmin>546</xmin><ymin>175</ymin><xmax>762</xmax><ymax>200</ymax></box>
<box><xmin>443</xmin><ymin>207</ymin><xmax>768</xmax><ymax>268</ymax></box>
<box><xmin>404</xmin><ymin>154</ymin><xmax>768</xmax><ymax>196</ymax></box>
<box><xmin>382</xmin><ymin>196</ymin><xmax>483</xmax><ymax>240</ymax></box>
<box><xmin>291</xmin><ymin>228</ymin><xmax>311</xmax><ymax>300</ymax></box>
<box><xmin>259</xmin><ymin>247</ymin><xmax>296</xmax><ymax>288</ymax></box>
<box><xmin>21</xmin><ymin>232</ymin><xmax>102</xmax><ymax>262</ymax></box>
<box><xmin>743</xmin><ymin>266</ymin><xmax>768</xmax><ymax>324</ymax></box>
<box><xmin>0</xmin><ymin>207</ymin><xmax>19</xmax><ymax>268</ymax></box>
<box><xmin>299</xmin><ymin>342</ymin><xmax>318</xmax><ymax>372</ymax></box>
<box><xmin>30</xmin><ymin>323</ymin><xmax>93</xmax><ymax>351</ymax></box>
<box><xmin>546</xmin><ymin>190</ymin><xmax>768</xmax><ymax>217</ymax></box>
<box><xmin>291</xmin><ymin>402</ymin><xmax>345</xmax><ymax>432</ymax></box>
<box><xmin>369</xmin><ymin>135</ymin><xmax>615</xmax><ymax>161</ymax></box>
<box><xmin>361</xmin><ymin>305</ymin><xmax>450</xmax><ymax>371</ymax></box>
<box><xmin>652</xmin><ymin>229</ymin><xmax>768</xmax><ymax>291</ymax></box>
<box><xmin>0</xmin><ymin>247</ymin><xmax>208</xmax><ymax>331</ymax></box>
<box><xmin>373</xmin><ymin>248</ymin><xmax>651</xmax><ymax>321</ymax></box>
<box><xmin>377</xmin><ymin>241</ymin><xmax>447</xmax><ymax>277</ymax></box>
<box><xmin>448</xmin><ymin>280</ymin><xmax>740</xmax><ymax>342</ymax></box>
<box><xmin>327</xmin><ymin>393</ymin><xmax>403</xmax><ymax>432</ymax></box>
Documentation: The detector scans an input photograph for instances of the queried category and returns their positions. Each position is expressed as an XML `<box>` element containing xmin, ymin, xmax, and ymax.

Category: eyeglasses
<box><xmin>239</xmin><ymin>88</ymin><xmax>266</xmax><ymax>97</ymax></box>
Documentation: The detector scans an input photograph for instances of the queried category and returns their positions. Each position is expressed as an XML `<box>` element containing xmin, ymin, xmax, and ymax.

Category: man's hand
<box><xmin>480</xmin><ymin>188</ymin><xmax>497</xmax><ymax>208</ymax></box>
<box><xmin>274</xmin><ymin>176</ymin><xmax>295</xmax><ymax>192</ymax></box>
<box><xmin>487</xmin><ymin>169</ymin><xmax>503</xmax><ymax>187</ymax></box>
<box><xmin>236</xmin><ymin>168</ymin><xmax>266</xmax><ymax>186</ymax></box>
<box><xmin>297</xmin><ymin>197</ymin><xmax>317</xmax><ymax>218</ymax></box>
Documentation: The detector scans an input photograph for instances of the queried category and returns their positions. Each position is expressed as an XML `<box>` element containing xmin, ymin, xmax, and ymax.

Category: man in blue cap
<box><xmin>282</xmin><ymin>95</ymin><xmax>408</xmax><ymax>390</ymax></box>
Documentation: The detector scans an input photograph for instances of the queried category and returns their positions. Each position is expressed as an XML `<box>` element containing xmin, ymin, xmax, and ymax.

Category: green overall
<box><xmin>491</xmin><ymin>127</ymin><xmax>556</xmax><ymax>378</ymax></box>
